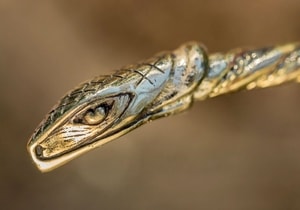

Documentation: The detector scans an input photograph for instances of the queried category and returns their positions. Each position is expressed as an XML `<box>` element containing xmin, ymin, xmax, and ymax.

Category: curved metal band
<box><xmin>195</xmin><ymin>43</ymin><xmax>300</xmax><ymax>100</ymax></box>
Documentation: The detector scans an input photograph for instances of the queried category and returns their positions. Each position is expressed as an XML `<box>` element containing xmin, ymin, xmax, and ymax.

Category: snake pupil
<box><xmin>83</xmin><ymin>105</ymin><xmax>107</xmax><ymax>125</ymax></box>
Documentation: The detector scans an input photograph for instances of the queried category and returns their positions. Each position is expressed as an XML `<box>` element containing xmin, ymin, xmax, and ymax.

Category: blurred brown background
<box><xmin>1</xmin><ymin>0</ymin><xmax>300</xmax><ymax>209</ymax></box>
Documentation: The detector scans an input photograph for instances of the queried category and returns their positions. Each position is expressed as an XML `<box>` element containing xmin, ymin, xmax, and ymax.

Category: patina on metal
<box><xmin>27</xmin><ymin>42</ymin><xmax>300</xmax><ymax>172</ymax></box>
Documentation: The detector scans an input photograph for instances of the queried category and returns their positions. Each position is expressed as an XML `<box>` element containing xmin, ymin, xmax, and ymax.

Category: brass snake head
<box><xmin>27</xmin><ymin>42</ymin><xmax>208</xmax><ymax>172</ymax></box>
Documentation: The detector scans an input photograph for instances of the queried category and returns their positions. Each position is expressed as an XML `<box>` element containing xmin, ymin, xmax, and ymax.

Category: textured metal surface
<box><xmin>195</xmin><ymin>43</ymin><xmax>300</xmax><ymax>99</ymax></box>
<box><xmin>27</xmin><ymin>42</ymin><xmax>300</xmax><ymax>172</ymax></box>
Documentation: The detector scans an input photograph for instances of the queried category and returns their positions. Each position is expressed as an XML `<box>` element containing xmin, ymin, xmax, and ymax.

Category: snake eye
<box><xmin>83</xmin><ymin>106</ymin><xmax>107</xmax><ymax>125</ymax></box>
<box><xmin>73</xmin><ymin>101</ymin><xmax>113</xmax><ymax>125</ymax></box>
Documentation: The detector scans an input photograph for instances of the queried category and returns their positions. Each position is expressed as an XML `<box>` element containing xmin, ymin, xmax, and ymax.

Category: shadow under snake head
<box><xmin>27</xmin><ymin>42</ymin><xmax>208</xmax><ymax>172</ymax></box>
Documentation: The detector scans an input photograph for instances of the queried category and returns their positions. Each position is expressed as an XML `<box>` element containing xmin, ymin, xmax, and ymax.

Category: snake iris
<box><xmin>27</xmin><ymin>42</ymin><xmax>300</xmax><ymax>172</ymax></box>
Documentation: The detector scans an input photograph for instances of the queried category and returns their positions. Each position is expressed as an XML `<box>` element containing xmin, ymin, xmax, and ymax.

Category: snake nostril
<box><xmin>35</xmin><ymin>145</ymin><xmax>44</xmax><ymax>157</ymax></box>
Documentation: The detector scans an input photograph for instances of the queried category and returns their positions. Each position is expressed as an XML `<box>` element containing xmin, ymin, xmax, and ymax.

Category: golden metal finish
<box><xmin>27</xmin><ymin>42</ymin><xmax>300</xmax><ymax>172</ymax></box>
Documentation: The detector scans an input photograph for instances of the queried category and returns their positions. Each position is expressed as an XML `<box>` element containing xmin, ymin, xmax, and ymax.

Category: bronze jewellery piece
<box><xmin>27</xmin><ymin>42</ymin><xmax>300</xmax><ymax>172</ymax></box>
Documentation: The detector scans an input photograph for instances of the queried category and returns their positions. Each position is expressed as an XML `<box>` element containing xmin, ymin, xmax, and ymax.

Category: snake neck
<box><xmin>194</xmin><ymin>43</ymin><xmax>300</xmax><ymax>100</ymax></box>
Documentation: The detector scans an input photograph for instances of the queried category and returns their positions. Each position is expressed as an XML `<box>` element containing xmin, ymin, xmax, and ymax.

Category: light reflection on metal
<box><xmin>27</xmin><ymin>42</ymin><xmax>300</xmax><ymax>172</ymax></box>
